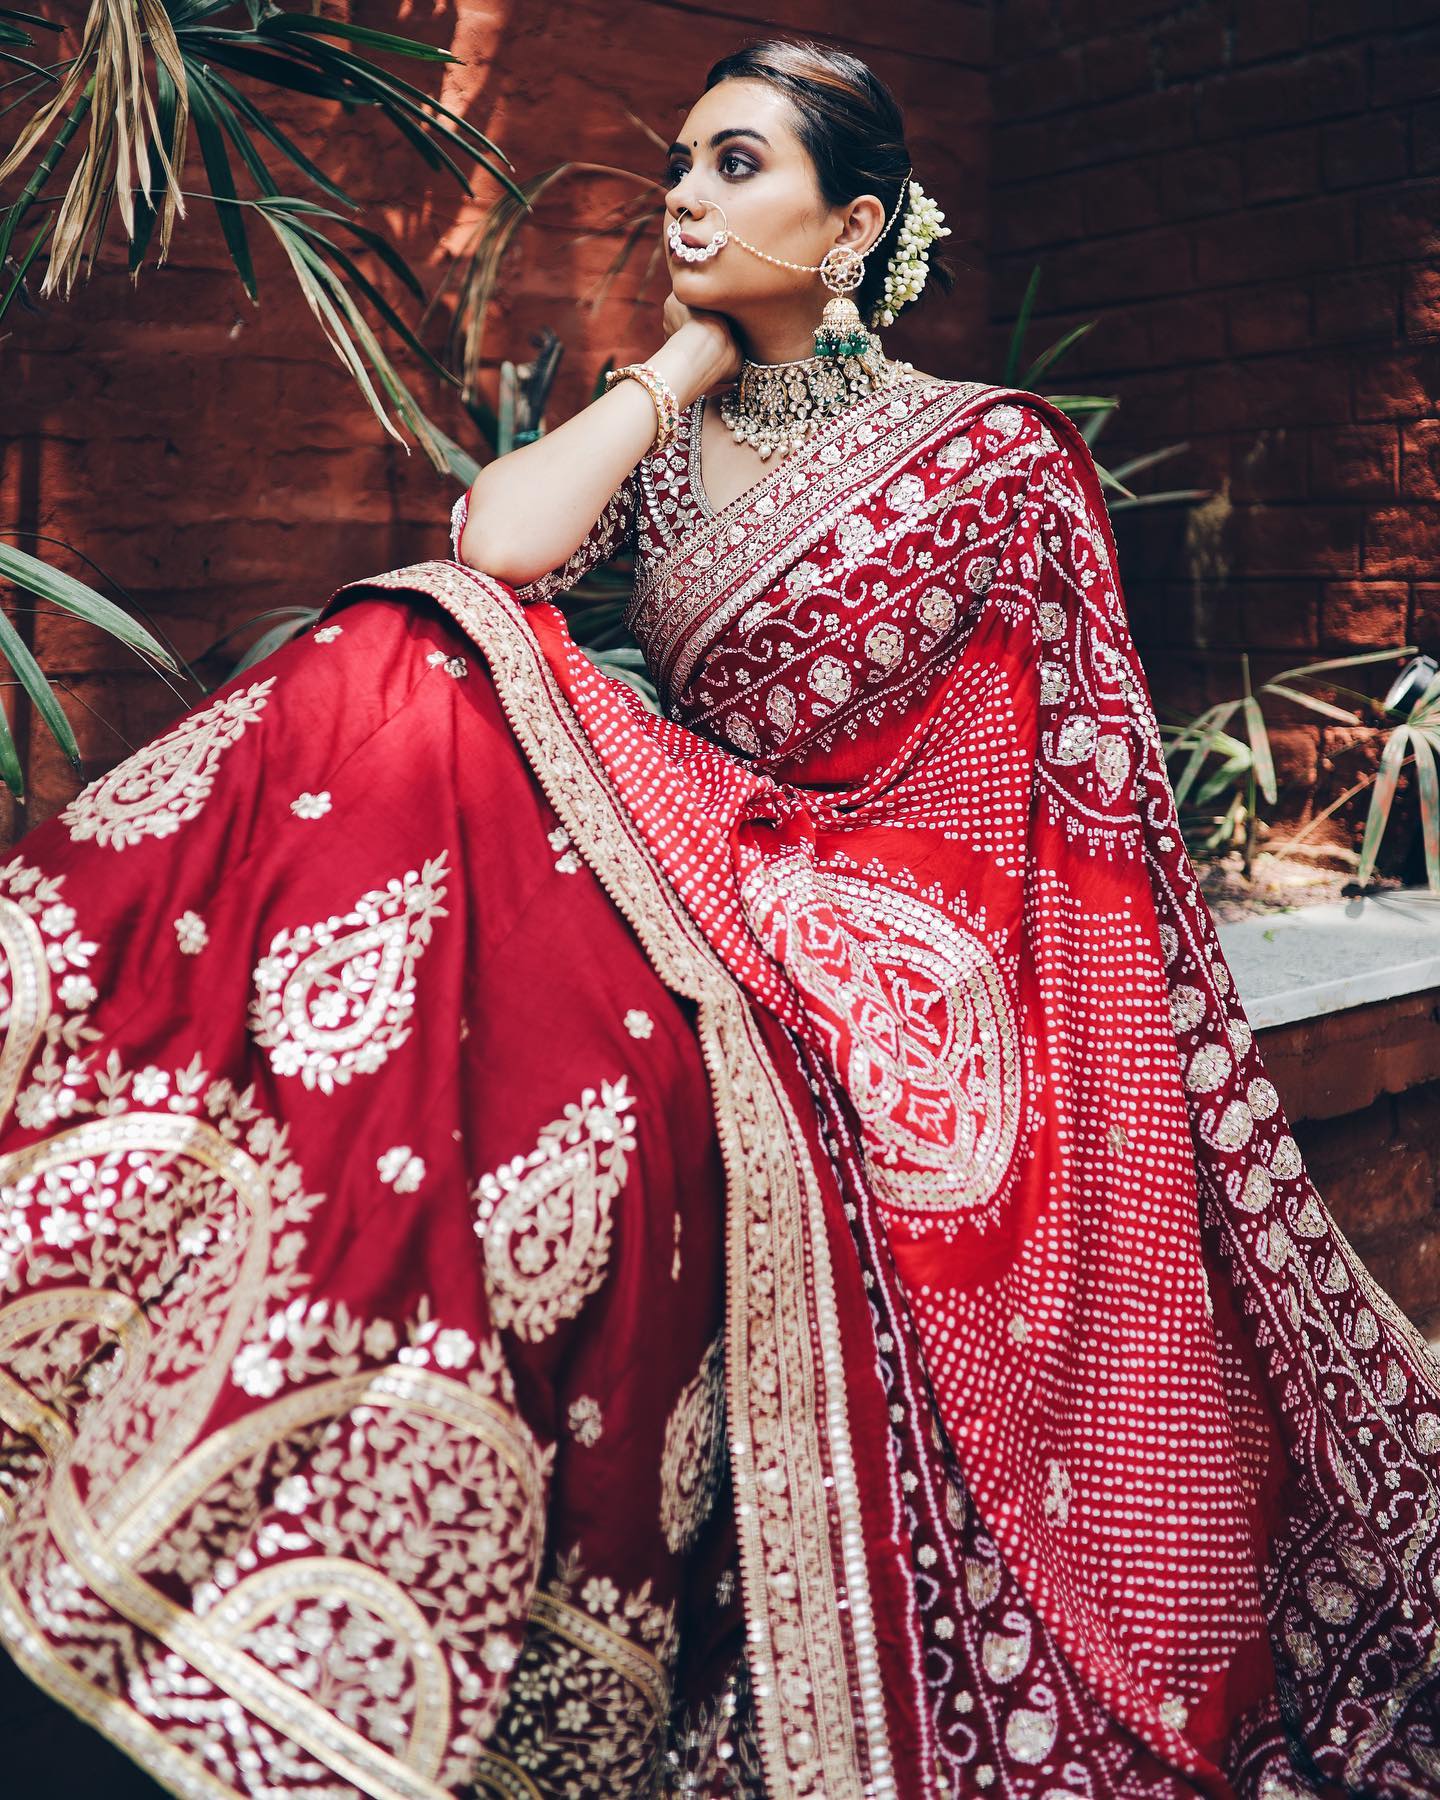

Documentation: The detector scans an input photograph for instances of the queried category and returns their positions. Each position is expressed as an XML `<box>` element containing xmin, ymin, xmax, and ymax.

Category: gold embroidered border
<box><xmin>33</xmin><ymin>1359</ymin><xmax>546</xmax><ymax>1800</ymax></box>
<box><xmin>528</xmin><ymin>1589</ymin><xmax>669</xmax><ymax>1718</ymax></box>
<box><xmin>322</xmin><ymin>559</ymin><xmax>897</xmax><ymax>1800</ymax></box>
<box><xmin>50</xmin><ymin>1462</ymin><xmax>457</xmax><ymax>1800</ymax></box>
<box><xmin>631</xmin><ymin>379</ymin><xmax>997</xmax><ymax>706</ymax></box>
<box><xmin>3</xmin><ymin>1112</ymin><xmax>276</xmax><ymax>1539</ymax></box>
<box><xmin>0</xmin><ymin>899</ymin><xmax>47</xmax><ymax>1125</ymax></box>
<box><xmin>0</xmin><ymin>1569</ymin><xmax>242</xmax><ymax>1800</ymax></box>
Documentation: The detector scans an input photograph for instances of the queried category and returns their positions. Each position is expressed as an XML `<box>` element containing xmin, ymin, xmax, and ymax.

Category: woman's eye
<box><xmin>664</xmin><ymin>154</ymin><xmax>752</xmax><ymax>185</ymax></box>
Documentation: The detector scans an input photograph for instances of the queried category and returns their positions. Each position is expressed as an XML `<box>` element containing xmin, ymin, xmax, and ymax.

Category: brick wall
<box><xmin>0</xmin><ymin>0</ymin><xmax>990</xmax><ymax>839</ymax></box>
<box><xmin>988</xmin><ymin>0</ymin><xmax>1440</xmax><ymax>859</ymax></box>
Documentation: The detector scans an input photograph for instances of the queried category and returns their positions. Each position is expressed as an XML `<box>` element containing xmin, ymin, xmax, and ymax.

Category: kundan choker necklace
<box><xmin>719</xmin><ymin>338</ymin><xmax>916</xmax><ymax>462</ymax></box>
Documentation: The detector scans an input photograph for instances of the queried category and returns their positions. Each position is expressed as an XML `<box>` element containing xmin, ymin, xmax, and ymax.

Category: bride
<box><xmin>2</xmin><ymin>33</ymin><xmax>1439</xmax><ymax>1800</ymax></box>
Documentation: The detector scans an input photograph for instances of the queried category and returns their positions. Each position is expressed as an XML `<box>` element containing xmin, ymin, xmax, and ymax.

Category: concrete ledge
<box><xmin>1214</xmin><ymin>887</ymin><xmax>1440</xmax><ymax>1031</ymax></box>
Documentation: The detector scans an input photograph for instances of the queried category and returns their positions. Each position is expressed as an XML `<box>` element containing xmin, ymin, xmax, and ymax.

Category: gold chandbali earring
<box><xmin>668</xmin><ymin>176</ymin><xmax>918</xmax><ymax>461</ymax></box>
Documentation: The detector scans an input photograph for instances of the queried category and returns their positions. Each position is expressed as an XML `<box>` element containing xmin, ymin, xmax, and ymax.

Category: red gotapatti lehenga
<box><xmin>1</xmin><ymin>373</ymin><xmax>1438</xmax><ymax>1800</ymax></box>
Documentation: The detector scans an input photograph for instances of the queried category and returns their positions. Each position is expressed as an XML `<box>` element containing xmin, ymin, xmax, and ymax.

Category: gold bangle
<box><xmin>604</xmin><ymin>361</ymin><xmax>680</xmax><ymax>454</ymax></box>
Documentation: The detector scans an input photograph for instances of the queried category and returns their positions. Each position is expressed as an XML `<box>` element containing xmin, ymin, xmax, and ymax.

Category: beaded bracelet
<box><xmin>603</xmin><ymin>361</ymin><xmax>681</xmax><ymax>454</ymax></box>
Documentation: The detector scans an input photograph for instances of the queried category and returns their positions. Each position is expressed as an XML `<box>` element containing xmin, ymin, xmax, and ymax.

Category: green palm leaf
<box><xmin>0</xmin><ymin>540</ymin><xmax>182</xmax><ymax>799</ymax></box>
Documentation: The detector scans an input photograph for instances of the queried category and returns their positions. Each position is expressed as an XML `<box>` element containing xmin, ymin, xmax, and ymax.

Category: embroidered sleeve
<box><xmin>450</xmin><ymin>474</ymin><xmax>640</xmax><ymax>606</ymax></box>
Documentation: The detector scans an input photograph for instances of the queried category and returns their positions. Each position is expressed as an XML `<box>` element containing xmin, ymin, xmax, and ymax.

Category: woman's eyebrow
<box><xmin>665</xmin><ymin>128</ymin><xmax>772</xmax><ymax>158</ymax></box>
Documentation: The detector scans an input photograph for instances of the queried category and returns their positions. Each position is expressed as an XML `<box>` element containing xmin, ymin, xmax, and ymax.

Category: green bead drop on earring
<box><xmin>813</xmin><ymin>295</ymin><xmax>873</xmax><ymax>360</ymax></box>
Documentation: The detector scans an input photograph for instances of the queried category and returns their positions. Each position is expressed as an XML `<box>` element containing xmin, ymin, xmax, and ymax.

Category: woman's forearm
<box><xmin>457</xmin><ymin>332</ymin><xmax>715</xmax><ymax>583</ymax></box>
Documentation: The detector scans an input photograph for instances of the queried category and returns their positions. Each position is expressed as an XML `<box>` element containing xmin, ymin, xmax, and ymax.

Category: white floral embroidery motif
<box><xmin>659</xmin><ymin>1332</ymin><xmax>727</xmax><ymax>1554</ymax></box>
<box><xmin>548</xmin><ymin>825</ymin><xmax>581</xmax><ymax>874</ymax></box>
<box><xmin>313</xmin><ymin>624</ymin><xmax>343</xmax><ymax>643</ymax></box>
<box><xmin>247</xmin><ymin>851</ymin><xmax>449</xmax><ymax>1093</ymax></box>
<box><xmin>173</xmin><ymin>910</ymin><xmax>208</xmax><ymax>955</ymax></box>
<box><xmin>58</xmin><ymin>677</ymin><xmax>276</xmax><ymax>851</ymax></box>
<box><xmin>473</xmin><ymin>1077</ymin><xmax>635</xmax><ymax>1343</ymax></box>
<box><xmin>377</xmin><ymin>1145</ymin><xmax>426</xmax><ymax>1193</ymax></box>
<box><xmin>568</xmin><ymin>1395</ymin><xmax>604</xmax><ymax>1447</ymax></box>
<box><xmin>290</xmin><ymin>790</ymin><xmax>332</xmax><ymax>820</ymax></box>
<box><xmin>624</xmin><ymin>1009</ymin><xmax>654</xmax><ymax>1040</ymax></box>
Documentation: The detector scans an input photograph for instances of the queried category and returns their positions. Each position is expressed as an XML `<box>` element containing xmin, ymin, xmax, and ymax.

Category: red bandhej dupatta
<box><xmin>437</xmin><ymin>377</ymin><xmax>1440</xmax><ymax>1799</ymax></box>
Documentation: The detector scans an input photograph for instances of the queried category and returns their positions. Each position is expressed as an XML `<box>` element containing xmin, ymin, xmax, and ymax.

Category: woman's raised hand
<box><xmin>654</xmin><ymin>292</ymin><xmax>743</xmax><ymax>401</ymax></box>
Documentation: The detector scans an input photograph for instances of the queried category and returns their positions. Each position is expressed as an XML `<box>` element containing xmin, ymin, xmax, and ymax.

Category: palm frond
<box><xmin>0</xmin><ymin>538</ymin><xmax>181</xmax><ymax>800</ymax></box>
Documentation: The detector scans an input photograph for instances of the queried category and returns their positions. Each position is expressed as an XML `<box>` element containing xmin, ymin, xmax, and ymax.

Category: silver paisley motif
<box><xmin>473</xmin><ymin>1077</ymin><xmax>636</xmax><ymax>1343</ymax></box>
<box><xmin>247</xmin><ymin>852</ymin><xmax>450</xmax><ymax>1093</ymax></box>
<box><xmin>659</xmin><ymin>1332</ymin><xmax>727</xmax><ymax>1553</ymax></box>
<box><xmin>60</xmin><ymin>677</ymin><xmax>277</xmax><ymax>850</ymax></box>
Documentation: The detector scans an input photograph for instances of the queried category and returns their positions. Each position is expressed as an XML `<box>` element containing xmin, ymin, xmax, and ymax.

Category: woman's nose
<box><xmin>667</xmin><ymin>181</ymin><xmax>708</xmax><ymax>223</ymax></box>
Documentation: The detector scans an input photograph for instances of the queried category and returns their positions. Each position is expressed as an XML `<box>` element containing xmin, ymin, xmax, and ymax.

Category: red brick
<box><xmin>1085</xmin><ymin>366</ymin><xmax>1193</xmax><ymax>445</ymax></box>
<box><xmin>1417</xmin><ymin>586</ymin><xmax>1440</xmax><ymax>644</ymax></box>
<box><xmin>1227</xmin><ymin>430</ymin><xmax>1311</xmax><ymax>505</ymax></box>
<box><xmin>995</xmin><ymin>0</ymin><xmax>1064</xmax><ymax>58</ymax></box>
<box><xmin>1226</xmin><ymin>285</ymin><xmax>1313</xmax><ymax>357</ymax></box>
<box><xmin>1264</xmin><ymin>996</ymin><xmax>1440</xmax><ymax>1122</ymax></box>
<box><xmin>1329</xmin><ymin>1147</ymin><xmax>1438</xmax><ymax>1244</ymax></box>
<box><xmin>1321</xmin><ymin>580</ymin><xmax>1411</xmax><ymax>647</ymax></box>
<box><xmin>1417</xmin><ymin>100</ymin><xmax>1440</xmax><ymax>175</ymax></box>
<box><xmin>991</xmin><ymin>48</ymin><xmax>1085</xmax><ymax>120</ymax></box>
<box><xmin>1264</xmin><ymin>723</ymin><xmax>1321</xmax><ymax>792</ymax></box>
<box><xmin>1192</xmin><ymin>196</ymin><xmax>1351</xmax><ymax>284</ymax></box>
<box><xmin>1230</xmin><ymin>504</ymin><xmax>1362</xmax><ymax>577</ymax></box>
<box><xmin>1350</xmin><ymin>1225</ymin><xmax>1440</xmax><ymax>1324</ymax></box>
<box><xmin>1232</xmin><ymin>0</ymin><xmax>1309</xmax><ymax>61</ymax></box>
<box><xmin>1191</xmin><ymin>356</ymin><xmax>1352</xmax><ymax>434</ymax></box>
<box><xmin>1079</xmin><ymin>32</ymin><xmax>1150</xmax><ymax>103</ymax></box>
<box><xmin>1081</xmin><ymin>161</ymin><xmax>1161</xmax><ymax>235</ymax></box>
<box><xmin>1313</xmin><ymin>268</ymin><xmax>1402</xmax><ymax>343</ymax></box>
<box><xmin>1238</xmin><ymin>580</ymin><xmax>1321</xmax><ymax>649</ymax></box>
<box><xmin>1060</xmin><ymin>90</ymin><xmax>1195</xmax><ymax>166</ymax></box>
<box><xmin>1310</xmin><ymin>428</ymin><xmax>1399</xmax><ymax>499</ymax></box>
<box><xmin>991</xmin><ymin>176</ymin><xmax>1087</xmax><ymax>254</ymax></box>
<box><xmin>1158</xmin><ymin>145</ymin><xmax>1244</xmax><ymax>220</ymax></box>
<box><xmin>1404</xmin><ymin>266</ymin><xmax>1440</xmax><ymax>342</ymax></box>
<box><xmin>1242</xmin><ymin>127</ymin><xmax>1320</xmax><ymax>204</ymax></box>
<box><xmin>1029</xmin><ymin>304</ymin><xmax>1150</xmax><ymax>377</ymax></box>
<box><xmin>1312</xmin><ymin>0</ymin><xmax>1398</xmax><ymax>39</ymax></box>
<box><xmin>1144</xmin><ymin>294</ymin><xmax>1227</xmax><ymax>364</ymax></box>
<box><xmin>990</xmin><ymin>117</ymin><xmax>1058</xmax><ymax>185</ymax></box>
<box><xmin>999</xmin><ymin>225</ymin><xmax>1196</xmax><ymax>309</ymax></box>
<box><xmin>1321</xmin><ymin>112</ymin><xmax>1410</xmax><ymax>189</ymax></box>
<box><xmin>1401</xmin><ymin>421</ymin><xmax>1440</xmax><ymax>500</ymax></box>
<box><xmin>1351</xmin><ymin>349</ymin><xmax>1440</xmax><ymax>420</ymax></box>
<box><xmin>1357</xmin><ymin>180</ymin><xmax>1440</xmax><ymax>265</ymax></box>
<box><xmin>1364</xmin><ymin>506</ymin><xmax>1440</xmax><ymax>577</ymax></box>
<box><xmin>1371</xmin><ymin>23</ymin><xmax>1440</xmax><ymax>106</ymax></box>
<box><xmin>1193</xmin><ymin>49</ymin><xmax>1366</xmax><ymax>140</ymax></box>
<box><xmin>1153</xmin><ymin>12</ymin><xmax>1228</xmax><ymax>82</ymax></box>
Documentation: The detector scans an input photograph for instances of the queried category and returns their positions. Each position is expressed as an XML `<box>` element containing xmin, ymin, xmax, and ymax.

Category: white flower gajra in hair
<box><xmin>870</xmin><ymin>175</ymin><xmax>953</xmax><ymax>330</ymax></box>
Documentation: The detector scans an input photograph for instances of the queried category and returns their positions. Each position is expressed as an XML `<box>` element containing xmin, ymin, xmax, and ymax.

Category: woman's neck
<box><xmin>734</xmin><ymin>315</ymin><xmax>828</xmax><ymax>367</ymax></box>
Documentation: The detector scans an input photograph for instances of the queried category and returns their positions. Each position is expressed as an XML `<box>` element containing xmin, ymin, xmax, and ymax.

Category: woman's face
<box><xmin>663</xmin><ymin>78</ymin><xmax>882</xmax><ymax>320</ymax></box>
